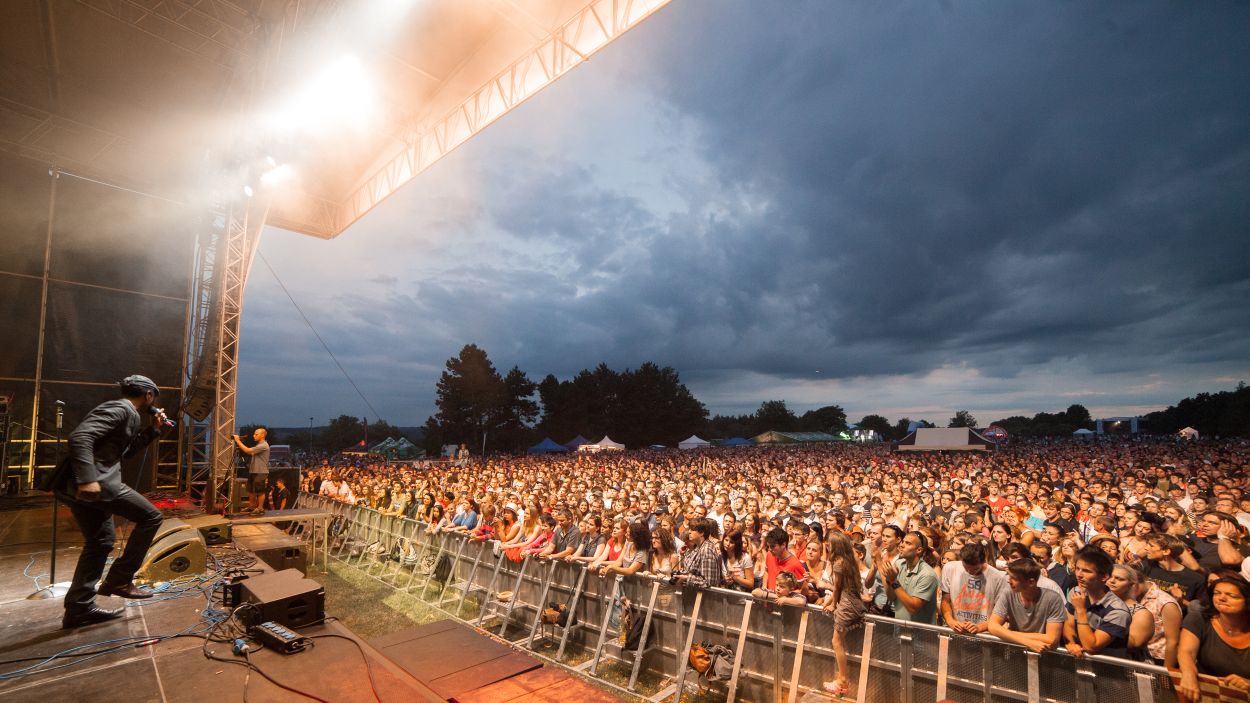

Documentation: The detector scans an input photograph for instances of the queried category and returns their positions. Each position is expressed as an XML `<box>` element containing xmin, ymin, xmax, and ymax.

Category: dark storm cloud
<box><xmin>598</xmin><ymin>0</ymin><xmax>1250</xmax><ymax>382</ymax></box>
<box><xmin>240</xmin><ymin>1</ymin><xmax>1250</xmax><ymax>424</ymax></box>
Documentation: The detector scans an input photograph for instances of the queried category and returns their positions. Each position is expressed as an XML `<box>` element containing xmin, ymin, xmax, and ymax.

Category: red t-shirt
<box><xmin>765</xmin><ymin>551</ymin><xmax>807</xmax><ymax>589</ymax></box>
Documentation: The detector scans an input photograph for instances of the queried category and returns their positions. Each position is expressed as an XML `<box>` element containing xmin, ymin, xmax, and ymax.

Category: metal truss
<box><xmin>276</xmin><ymin>0</ymin><xmax>672</xmax><ymax>238</ymax></box>
<box><xmin>204</xmin><ymin>201</ymin><xmax>265</xmax><ymax>509</ymax></box>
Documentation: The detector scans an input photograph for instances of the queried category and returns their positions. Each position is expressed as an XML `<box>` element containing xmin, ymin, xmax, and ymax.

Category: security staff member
<box><xmin>56</xmin><ymin>375</ymin><xmax>168</xmax><ymax>628</ymax></box>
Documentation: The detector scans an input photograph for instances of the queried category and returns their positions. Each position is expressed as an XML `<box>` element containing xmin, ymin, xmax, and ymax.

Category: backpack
<box><xmin>689</xmin><ymin>643</ymin><xmax>735</xmax><ymax>688</ymax></box>
<box><xmin>432</xmin><ymin>554</ymin><xmax>452</xmax><ymax>583</ymax></box>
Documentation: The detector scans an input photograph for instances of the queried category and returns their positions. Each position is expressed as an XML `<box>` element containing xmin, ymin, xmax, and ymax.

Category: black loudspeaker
<box><xmin>254</xmin><ymin>542</ymin><xmax>307</xmax><ymax>576</ymax></box>
<box><xmin>239</xmin><ymin>569</ymin><xmax>324</xmax><ymax>629</ymax></box>
<box><xmin>198</xmin><ymin>522</ymin><xmax>232</xmax><ymax>546</ymax></box>
<box><xmin>137</xmin><ymin>529</ymin><xmax>207</xmax><ymax>583</ymax></box>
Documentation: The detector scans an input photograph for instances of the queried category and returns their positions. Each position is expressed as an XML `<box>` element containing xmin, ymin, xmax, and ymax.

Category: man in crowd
<box><xmin>988</xmin><ymin>558</ymin><xmax>1067</xmax><ymax>652</ymax></box>
<box><xmin>878</xmin><ymin>531</ymin><xmax>939</xmax><ymax>624</ymax></box>
<box><xmin>1064</xmin><ymin>548</ymin><xmax>1131</xmax><ymax>658</ymax></box>
<box><xmin>541</xmin><ymin>508</ymin><xmax>582</xmax><ymax>560</ymax></box>
<box><xmin>941</xmin><ymin>542</ymin><xmax>1008</xmax><ymax>634</ymax></box>
<box><xmin>675</xmin><ymin>517</ymin><xmax>724</xmax><ymax>589</ymax></box>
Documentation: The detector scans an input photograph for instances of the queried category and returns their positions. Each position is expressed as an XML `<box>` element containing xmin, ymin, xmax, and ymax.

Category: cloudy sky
<box><xmin>236</xmin><ymin>1</ymin><xmax>1250</xmax><ymax>429</ymax></box>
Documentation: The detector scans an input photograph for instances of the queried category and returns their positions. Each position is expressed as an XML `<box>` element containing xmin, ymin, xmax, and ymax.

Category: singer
<box><xmin>52</xmin><ymin>374</ymin><xmax>169</xmax><ymax>628</ymax></box>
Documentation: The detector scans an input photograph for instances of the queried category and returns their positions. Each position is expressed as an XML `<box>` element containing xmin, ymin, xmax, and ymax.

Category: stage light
<box><xmin>264</xmin><ymin>54</ymin><xmax>376</xmax><ymax>138</ymax></box>
<box><xmin>243</xmin><ymin>185</ymin><xmax>254</xmax><ymax>197</ymax></box>
<box><xmin>260</xmin><ymin>163</ymin><xmax>294</xmax><ymax>188</ymax></box>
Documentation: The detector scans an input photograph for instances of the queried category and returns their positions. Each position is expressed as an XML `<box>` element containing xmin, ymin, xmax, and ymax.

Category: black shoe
<box><xmin>98</xmin><ymin>581</ymin><xmax>153</xmax><ymax>599</ymax></box>
<box><xmin>62</xmin><ymin>606</ymin><xmax>125</xmax><ymax>629</ymax></box>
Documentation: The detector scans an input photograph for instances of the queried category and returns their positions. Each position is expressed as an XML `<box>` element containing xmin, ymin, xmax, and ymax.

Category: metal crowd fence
<box><xmin>297</xmin><ymin>494</ymin><xmax>1181</xmax><ymax>703</ymax></box>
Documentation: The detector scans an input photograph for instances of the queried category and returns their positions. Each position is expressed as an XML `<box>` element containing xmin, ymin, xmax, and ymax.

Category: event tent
<box><xmin>1178</xmin><ymin>427</ymin><xmax>1200</xmax><ymax>440</ymax></box>
<box><xmin>1072</xmin><ymin>428</ymin><xmax>1095</xmax><ymax>438</ymax></box>
<box><xmin>678</xmin><ymin>435</ymin><xmax>711</xmax><ymax>449</ymax></box>
<box><xmin>564</xmin><ymin>435</ymin><xmax>591</xmax><ymax>451</ymax></box>
<box><xmin>718</xmin><ymin>437</ymin><xmax>753</xmax><ymax>447</ymax></box>
<box><xmin>895</xmin><ymin>427</ymin><xmax>994</xmax><ymax>452</ymax></box>
<box><xmin>578</xmin><ymin>436</ymin><xmax>625</xmax><ymax>452</ymax></box>
<box><xmin>752</xmin><ymin>430</ymin><xmax>843</xmax><ymax>445</ymax></box>
<box><xmin>528</xmin><ymin>437</ymin><xmax>571</xmax><ymax>454</ymax></box>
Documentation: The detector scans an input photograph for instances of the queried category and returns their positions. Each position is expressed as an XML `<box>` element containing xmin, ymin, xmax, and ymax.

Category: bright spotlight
<box><xmin>265</xmin><ymin>54</ymin><xmax>376</xmax><ymax>138</ymax></box>
<box><xmin>260</xmin><ymin>163</ymin><xmax>294</xmax><ymax>188</ymax></box>
<box><xmin>242</xmin><ymin>185</ymin><xmax>254</xmax><ymax>197</ymax></box>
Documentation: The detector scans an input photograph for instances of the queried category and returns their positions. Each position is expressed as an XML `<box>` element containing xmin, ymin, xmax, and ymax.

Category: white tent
<box><xmin>578</xmin><ymin>436</ymin><xmax>625</xmax><ymax>452</ymax></box>
<box><xmin>1072</xmin><ymin>428</ymin><xmax>1095</xmax><ymax>438</ymax></box>
<box><xmin>1178</xmin><ymin>427</ymin><xmax>1200</xmax><ymax>440</ymax></box>
<box><xmin>678</xmin><ymin>435</ymin><xmax>711</xmax><ymax>449</ymax></box>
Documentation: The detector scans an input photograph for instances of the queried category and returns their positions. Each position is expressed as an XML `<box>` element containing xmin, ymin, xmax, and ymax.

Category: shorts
<box><xmin>249</xmin><ymin>473</ymin><xmax>269</xmax><ymax>493</ymax></box>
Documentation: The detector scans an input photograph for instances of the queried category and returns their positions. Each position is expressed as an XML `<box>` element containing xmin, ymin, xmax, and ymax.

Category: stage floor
<box><xmin>0</xmin><ymin>501</ymin><xmax>627</xmax><ymax>702</ymax></box>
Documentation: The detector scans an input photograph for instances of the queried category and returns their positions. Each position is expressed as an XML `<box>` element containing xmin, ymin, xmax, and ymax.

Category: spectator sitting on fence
<box><xmin>1176</xmin><ymin>574</ymin><xmax>1250</xmax><ymax>700</ymax></box>
<box><xmin>941</xmin><ymin>540</ymin><xmax>1008</xmax><ymax>635</ymax></box>
<box><xmin>1064</xmin><ymin>547</ymin><xmax>1132</xmax><ymax>658</ymax></box>
<box><xmin>674</xmin><ymin>517</ymin><xmax>724</xmax><ymax>589</ymax></box>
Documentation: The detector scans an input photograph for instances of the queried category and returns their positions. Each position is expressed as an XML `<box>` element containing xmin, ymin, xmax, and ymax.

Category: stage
<box><xmin>0</xmin><ymin>500</ymin><xmax>626</xmax><ymax>702</ymax></box>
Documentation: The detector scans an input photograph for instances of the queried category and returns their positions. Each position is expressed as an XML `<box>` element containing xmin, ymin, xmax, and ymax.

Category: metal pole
<box><xmin>29</xmin><ymin>400</ymin><xmax>68</xmax><ymax>599</ymax></box>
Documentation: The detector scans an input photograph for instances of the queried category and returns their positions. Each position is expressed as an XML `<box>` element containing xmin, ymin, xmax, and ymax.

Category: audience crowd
<box><xmin>296</xmin><ymin>435</ymin><xmax>1250</xmax><ymax>696</ymax></box>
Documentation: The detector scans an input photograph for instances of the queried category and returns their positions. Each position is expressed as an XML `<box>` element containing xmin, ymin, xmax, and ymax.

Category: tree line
<box><xmin>255</xmin><ymin>344</ymin><xmax>1248</xmax><ymax>454</ymax></box>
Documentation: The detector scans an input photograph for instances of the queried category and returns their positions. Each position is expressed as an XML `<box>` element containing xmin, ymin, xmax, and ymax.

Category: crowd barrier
<box><xmin>296</xmin><ymin>494</ymin><xmax>1181</xmax><ymax>703</ymax></box>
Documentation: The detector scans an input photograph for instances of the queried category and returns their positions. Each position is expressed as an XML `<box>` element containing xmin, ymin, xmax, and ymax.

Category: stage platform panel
<box><xmin>457</xmin><ymin>665</ymin><xmax>627</xmax><ymax>703</ymax></box>
<box><xmin>369</xmin><ymin>620</ymin><xmax>549</xmax><ymax>699</ymax></box>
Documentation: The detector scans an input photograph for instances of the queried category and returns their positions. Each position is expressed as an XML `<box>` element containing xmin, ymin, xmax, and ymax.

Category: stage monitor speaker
<box><xmin>239</xmin><ymin>569</ymin><xmax>324</xmax><ymax>629</ymax></box>
<box><xmin>153</xmin><ymin>517</ymin><xmax>191</xmax><ymax>544</ymax></box>
<box><xmin>254</xmin><ymin>541</ymin><xmax>307</xmax><ymax>576</ymax></box>
<box><xmin>198</xmin><ymin>522</ymin><xmax>232</xmax><ymax>546</ymax></box>
<box><xmin>137</xmin><ymin>529</ymin><xmax>207</xmax><ymax>583</ymax></box>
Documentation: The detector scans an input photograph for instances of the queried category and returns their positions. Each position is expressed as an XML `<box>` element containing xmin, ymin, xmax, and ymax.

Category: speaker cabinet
<box><xmin>239</xmin><ymin>569</ymin><xmax>324</xmax><ymax>629</ymax></box>
<box><xmin>198</xmin><ymin>522</ymin><xmax>232</xmax><ymax>546</ymax></box>
<box><xmin>137</xmin><ymin>529</ymin><xmax>207</xmax><ymax>583</ymax></box>
<box><xmin>153</xmin><ymin>518</ymin><xmax>191</xmax><ymax>544</ymax></box>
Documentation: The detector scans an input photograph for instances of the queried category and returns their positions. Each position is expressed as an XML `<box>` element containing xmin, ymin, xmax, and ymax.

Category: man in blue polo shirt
<box><xmin>1063</xmin><ymin>547</ymin><xmax>1130</xmax><ymax>658</ymax></box>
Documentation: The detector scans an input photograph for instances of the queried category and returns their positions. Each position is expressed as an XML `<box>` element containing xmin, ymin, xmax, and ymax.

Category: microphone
<box><xmin>148</xmin><ymin>406</ymin><xmax>176</xmax><ymax>429</ymax></box>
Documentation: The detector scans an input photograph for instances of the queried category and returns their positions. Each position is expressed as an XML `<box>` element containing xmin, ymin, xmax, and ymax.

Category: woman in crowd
<box><xmin>1135</xmin><ymin>570</ymin><xmax>1183</xmax><ymax>668</ymax></box>
<box><xmin>802</xmin><ymin>539</ymin><xmax>826</xmax><ymax>583</ymax></box>
<box><xmin>1177</xmin><ymin>576</ymin><xmax>1250</xmax><ymax>700</ymax></box>
<box><xmin>820</xmin><ymin>532</ymin><xmax>865</xmax><ymax>697</ymax></box>
<box><xmin>600</xmin><ymin>519</ymin><xmax>651</xmax><ymax>577</ymax></box>
<box><xmin>568</xmin><ymin>515</ymin><xmax>607</xmax><ymax>563</ymax></box>
<box><xmin>989</xmin><ymin>522</ymin><xmax>1018</xmax><ymax>569</ymax></box>
<box><xmin>522</xmin><ymin>513</ymin><xmax>557</xmax><ymax>557</ymax></box>
<box><xmin>499</xmin><ymin>507</ymin><xmax>542</xmax><ymax>560</ymax></box>
<box><xmin>589</xmin><ymin>519</ymin><xmax>628</xmax><ymax>572</ymax></box>
<box><xmin>416</xmin><ymin>492</ymin><xmax>436</xmax><ymax>523</ymax></box>
<box><xmin>723</xmin><ymin>529</ymin><xmax>755</xmax><ymax>591</ymax></box>
<box><xmin>649</xmin><ymin>527</ymin><xmax>680</xmax><ymax>579</ymax></box>
<box><xmin>1107</xmin><ymin>564</ymin><xmax>1156</xmax><ymax>661</ymax></box>
<box><xmin>424</xmin><ymin>504</ymin><xmax>448</xmax><ymax>535</ymax></box>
